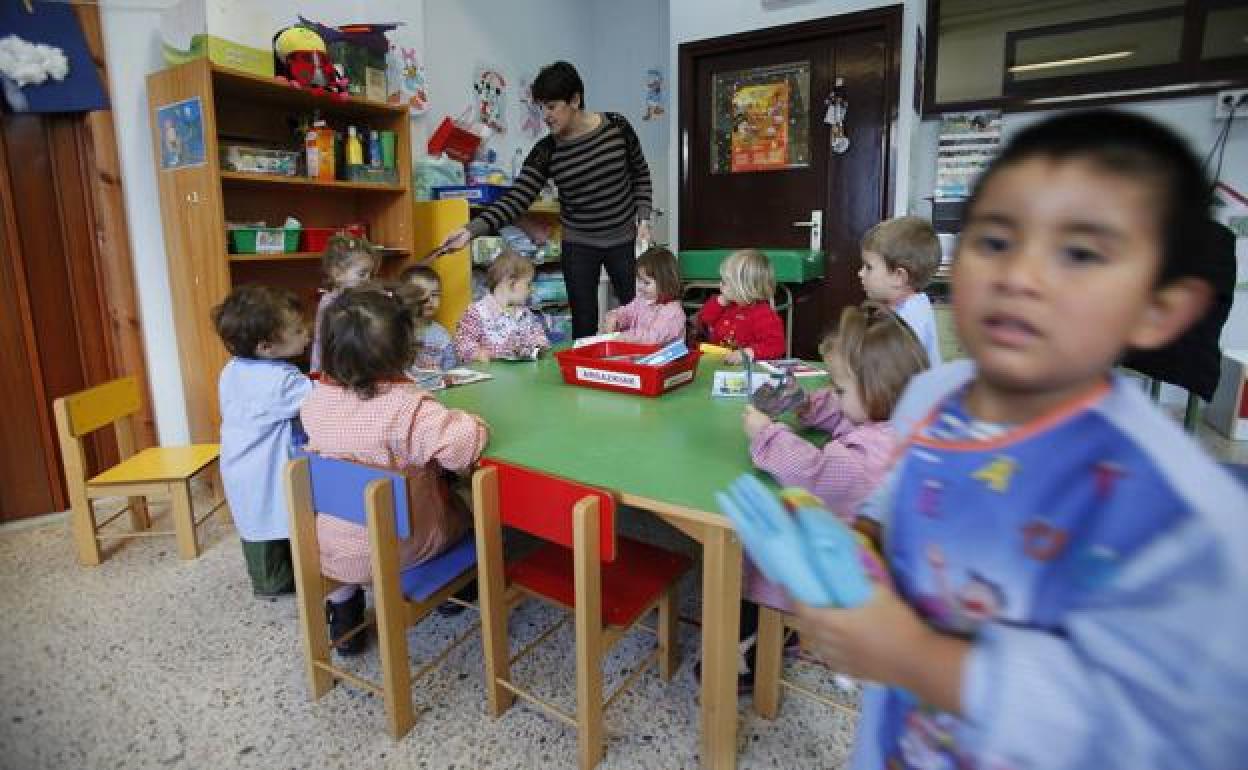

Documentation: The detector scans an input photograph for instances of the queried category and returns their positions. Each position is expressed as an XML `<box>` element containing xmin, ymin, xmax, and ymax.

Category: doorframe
<box><xmin>677</xmin><ymin>6</ymin><xmax>903</xmax><ymax>245</ymax></box>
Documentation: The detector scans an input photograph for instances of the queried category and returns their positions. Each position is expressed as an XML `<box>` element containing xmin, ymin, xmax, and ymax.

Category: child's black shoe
<box><xmin>326</xmin><ymin>589</ymin><xmax>368</xmax><ymax>657</ymax></box>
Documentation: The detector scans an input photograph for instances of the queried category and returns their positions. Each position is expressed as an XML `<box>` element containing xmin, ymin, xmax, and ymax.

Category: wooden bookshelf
<box><xmin>147</xmin><ymin>58</ymin><xmax>415</xmax><ymax>441</ymax></box>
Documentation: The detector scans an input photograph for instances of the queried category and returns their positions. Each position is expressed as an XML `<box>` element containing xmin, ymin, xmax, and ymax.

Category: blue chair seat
<box><xmin>399</xmin><ymin>536</ymin><xmax>477</xmax><ymax>602</ymax></box>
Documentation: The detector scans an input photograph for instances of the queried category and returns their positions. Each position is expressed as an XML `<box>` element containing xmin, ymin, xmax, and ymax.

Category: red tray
<box><xmin>554</xmin><ymin>342</ymin><xmax>701</xmax><ymax>397</ymax></box>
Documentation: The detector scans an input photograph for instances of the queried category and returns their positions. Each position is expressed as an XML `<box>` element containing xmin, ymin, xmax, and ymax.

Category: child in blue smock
<box><xmin>793</xmin><ymin>111</ymin><xmax>1248</xmax><ymax>769</ymax></box>
<box><xmin>212</xmin><ymin>285</ymin><xmax>313</xmax><ymax>597</ymax></box>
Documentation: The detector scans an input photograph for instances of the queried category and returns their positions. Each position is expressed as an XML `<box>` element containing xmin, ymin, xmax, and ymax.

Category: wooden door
<box><xmin>0</xmin><ymin>115</ymin><xmax>117</xmax><ymax>519</ymax></box>
<box><xmin>679</xmin><ymin>8</ymin><xmax>900</xmax><ymax>357</ymax></box>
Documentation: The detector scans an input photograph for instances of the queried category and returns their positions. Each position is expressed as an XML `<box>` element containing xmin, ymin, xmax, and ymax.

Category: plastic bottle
<box><xmin>368</xmin><ymin>130</ymin><xmax>382</xmax><ymax>169</ymax></box>
<box><xmin>345</xmin><ymin>126</ymin><xmax>364</xmax><ymax>168</ymax></box>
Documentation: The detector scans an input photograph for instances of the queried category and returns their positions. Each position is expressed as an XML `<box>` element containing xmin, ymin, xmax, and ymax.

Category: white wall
<box><xmin>102</xmin><ymin>1</ymin><xmax>424</xmax><ymax>444</ymax></box>
<box><xmin>908</xmin><ymin>95</ymin><xmax>1248</xmax><ymax>352</ymax></box>
<box><xmin>667</xmin><ymin>0</ymin><xmax>924</xmax><ymax>247</ymax></box>
<box><xmin>588</xmin><ymin>0</ymin><xmax>671</xmax><ymax>242</ymax></box>
<box><xmin>421</xmin><ymin>0</ymin><xmax>594</xmax><ymax>172</ymax></box>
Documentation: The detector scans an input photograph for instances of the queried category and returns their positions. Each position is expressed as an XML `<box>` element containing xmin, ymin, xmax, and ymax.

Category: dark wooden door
<box><xmin>679</xmin><ymin>8</ymin><xmax>900</xmax><ymax>357</ymax></box>
<box><xmin>0</xmin><ymin>114</ymin><xmax>120</xmax><ymax>520</ymax></box>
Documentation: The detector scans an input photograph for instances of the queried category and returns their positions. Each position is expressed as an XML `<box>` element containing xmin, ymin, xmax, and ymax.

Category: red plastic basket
<box><xmin>555</xmin><ymin>342</ymin><xmax>702</xmax><ymax>397</ymax></box>
<box><xmin>428</xmin><ymin>115</ymin><xmax>483</xmax><ymax>163</ymax></box>
<box><xmin>301</xmin><ymin>224</ymin><xmax>370</xmax><ymax>253</ymax></box>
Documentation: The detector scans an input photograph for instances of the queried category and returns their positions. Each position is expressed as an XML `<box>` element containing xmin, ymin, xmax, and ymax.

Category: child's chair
<box><xmin>52</xmin><ymin>376</ymin><xmax>224</xmax><ymax>565</ymax></box>
<box><xmin>471</xmin><ymin>459</ymin><xmax>692</xmax><ymax>770</ymax></box>
<box><xmin>284</xmin><ymin>454</ymin><xmax>478</xmax><ymax>739</ymax></box>
<box><xmin>752</xmin><ymin>606</ymin><xmax>858</xmax><ymax>722</ymax></box>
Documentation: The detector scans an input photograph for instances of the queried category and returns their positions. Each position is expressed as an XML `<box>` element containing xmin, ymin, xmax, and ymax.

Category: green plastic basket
<box><xmin>229</xmin><ymin>227</ymin><xmax>300</xmax><ymax>254</ymax></box>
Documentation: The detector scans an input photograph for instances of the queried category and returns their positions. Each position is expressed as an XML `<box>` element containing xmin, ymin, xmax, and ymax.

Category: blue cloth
<box><xmin>894</xmin><ymin>292</ymin><xmax>942</xmax><ymax>367</ymax></box>
<box><xmin>413</xmin><ymin>321</ymin><xmax>456</xmax><ymax>370</ymax></box>
<box><xmin>0</xmin><ymin>3</ymin><xmax>107</xmax><ymax>113</ymax></box>
<box><xmin>218</xmin><ymin>358</ymin><xmax>312</xmax><ymax>541</ymax></box>
<box><xmin>853</xmin><ymin>361</ymin><xmax>1248</xmax><ymax>769</ymax></box>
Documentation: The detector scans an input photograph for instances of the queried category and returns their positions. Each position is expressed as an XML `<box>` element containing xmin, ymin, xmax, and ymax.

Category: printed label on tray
<box><xmin>255</xmin><ymin>230</ymin><xmax>285</xmax><ymax>253</ymax></box>
<box><xmin>663</xmin><ymin>370</ymin><xmax>694</xmax><ymax>389</ymax></box>
<box><xmin>576</xmin><ymin>366</ymin><xmax>641</xmax><ymax>390</ymax></box>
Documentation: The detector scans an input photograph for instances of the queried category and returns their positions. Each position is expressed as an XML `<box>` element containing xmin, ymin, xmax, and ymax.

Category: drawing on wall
<box><xmin>388</xmin><ymin>44</ymin><xmax>428</xmax><ymax>116</ymax></box>
<box><xmin>519</xmin><ymin>75</ymin><xmax>544</xmax><ymax>138</ymax></box>
<box><xmin>157</xmin><ymin>96</ymin><xmax>205</xmax><ymax>169</ymax></box>
<box><xmin>643</xmin><ymin>67</ymin><xmax>665</xmax><ymax>121</ymax></box>
<box><xmin>473</xmin><ymin>66</ymin><xmax>507</xmax><ymax>134</ymax></box>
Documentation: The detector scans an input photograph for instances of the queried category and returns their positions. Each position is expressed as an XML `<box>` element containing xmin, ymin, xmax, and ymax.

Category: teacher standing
<box><xmin>437</xmin><ymin>61</ymin><xmax>654</xmax><ymax>339</ymax></box>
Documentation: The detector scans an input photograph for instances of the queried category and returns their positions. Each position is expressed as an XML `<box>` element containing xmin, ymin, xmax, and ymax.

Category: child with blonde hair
<box><xmin>695</xmin><ymin>248</ymin><xmax>785</xmax><ymax>363</ymax></box>
<box><xmin>792</xmin><ymin>110</ymin><xmax>1248</xmax><ymax>769</ymax></box>
<box><xmin>397</xmin><ymin>265</ymin><xmax>456</xmax><ymax>370</ymax></box>
<box><xmin>302</xmin><ymin>285</ymin><xmax>488</xmax><ymax>655</ymax></box>
<box><xmin>858</xmin><ymin>216</ymin><xmax>943</xmax><ymax>365</ymax></box>
<box><xmin>600</xmin><ymin>246</ymin><xmax>686</xmax><ymax>345</ymax></box>
<box><xmin>453</xmin><ymin>250</ymin><xmax>550</xmax><ymax>362</ymax></box>
<box><xmin>309</xmin><ymin>234</ymin><xmax>378</xmax><ymax>372</ymax></box>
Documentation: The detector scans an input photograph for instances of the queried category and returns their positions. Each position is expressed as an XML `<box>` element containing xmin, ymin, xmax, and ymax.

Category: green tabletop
<box><xmin>438</xmin><ymin>356</ymin><xmax>797</xmax><ymax>519</ymax></box>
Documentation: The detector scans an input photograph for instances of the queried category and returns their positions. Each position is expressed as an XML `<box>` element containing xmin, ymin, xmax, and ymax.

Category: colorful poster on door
<box><xmin>730</xmin><ymin>81</ymin><xmax>790</xmax><ymax>173</ymax></box>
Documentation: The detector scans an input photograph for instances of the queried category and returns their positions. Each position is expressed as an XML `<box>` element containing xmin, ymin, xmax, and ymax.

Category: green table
<box><xmin>439</xmin><ymin>355</ymin><xmax>782</xmax><ymax>769</ymax></box>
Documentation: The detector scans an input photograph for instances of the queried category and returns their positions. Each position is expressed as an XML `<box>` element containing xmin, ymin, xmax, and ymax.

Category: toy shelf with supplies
<box><xmin>147</xmin><ymin>57</ymin><xmax>414</xmax><ymax>442</ymax></box>
<box><xmin>678</xmin><ymin>249</ymin><xmax>825</xmax><ymax>358</ymax></box>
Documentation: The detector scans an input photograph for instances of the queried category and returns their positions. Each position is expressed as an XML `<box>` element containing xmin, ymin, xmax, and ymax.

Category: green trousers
<box><xmin>240</xmin><ymin>538</ymin><xmax>294</xmax><ymax>595</ymax></box>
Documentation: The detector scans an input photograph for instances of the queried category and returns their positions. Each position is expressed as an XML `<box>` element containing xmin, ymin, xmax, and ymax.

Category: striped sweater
<box><xmin>466</xmin><ymin>112</ymin><xmax>652</xmax><ymax>248</ymax></box>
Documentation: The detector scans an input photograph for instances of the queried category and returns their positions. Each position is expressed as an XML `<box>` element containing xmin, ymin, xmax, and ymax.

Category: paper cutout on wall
<box><xmin>519</xmin><ymin>75</ymin><xmax>544</xmax><ymax>139</ymax></box>
<box><xmin>473</xmin><ymin>67</ymin><xmax>507</xmax><ymax>135</ymax></box>
<box><xmin>388</xmin><ymin>44</ymin><xmax>428</xmax><ymax>116</ymax></box>
<box><xmin>643</xmin><ymin>68</ymin><xmax>665</xmax><ymax>121</ymax></box>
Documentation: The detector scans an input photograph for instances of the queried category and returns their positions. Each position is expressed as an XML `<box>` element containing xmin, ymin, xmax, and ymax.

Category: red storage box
<box><xmin>428</xmin><ymin>115</ymin><xmax>483</xmax><ymax>163</ymax></box>
<box><xmin>300</xmin><ymin>224</ymin><xmax>370</xmax><ymax>253</ymax></box>
<box><xmin>555</xmin><ymin>342</ymin><xmax>701</xmax><ymax>397</ymax></box>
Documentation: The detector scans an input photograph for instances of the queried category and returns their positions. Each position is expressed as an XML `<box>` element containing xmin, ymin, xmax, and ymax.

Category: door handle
<box><xmin>791</xmin><ymin>210</ymin><xmax>823</xmax><ymax>250</ymax></box>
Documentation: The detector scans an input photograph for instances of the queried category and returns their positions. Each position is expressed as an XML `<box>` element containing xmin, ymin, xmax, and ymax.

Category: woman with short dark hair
<box><xmin>437</xmin><ymin>60</ymin><xmax>654</xmax><ymax>339</ymax></box>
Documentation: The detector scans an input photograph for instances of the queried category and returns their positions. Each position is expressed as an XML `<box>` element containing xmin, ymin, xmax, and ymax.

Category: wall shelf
<box><xmin>220</xmin><ymin>171</ymin><xmax>405</xmax><ymax>193</ymax></box>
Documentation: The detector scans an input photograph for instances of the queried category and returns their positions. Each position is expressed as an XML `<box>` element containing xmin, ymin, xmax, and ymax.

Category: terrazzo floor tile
<box><xmin>0</xmin><ymin>502</ymin><xmax>860</xmax><ymax>769</ymax></box>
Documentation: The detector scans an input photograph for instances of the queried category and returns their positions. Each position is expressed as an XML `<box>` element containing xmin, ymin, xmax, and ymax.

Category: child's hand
<box><xmin>601</xmin><ymin>312</ymin><xmax>617</xmax><ymax>333</ymax></box>
<box><xmin>743</xmin><ymin>405</ymin><xmax>773</xmax><ymax>439</ymax></box>
<box><xmin>724</xmin><ymin>349</ymin><xmax>743</xmax><ymax>365</ymax></box>
<box><xmin>475</xmin><ymin>351</ymin><xmax>492</xmax><ymax>363</ymax></box>
<box><xmin>793</xmin><ymin>589</ymin><xmax>968</xmax><ymax>713</ymax></box>
<box><xmin>794</xmin><ymin>588</ymin><xmax>929</xmax><ymax>684</ymax></box>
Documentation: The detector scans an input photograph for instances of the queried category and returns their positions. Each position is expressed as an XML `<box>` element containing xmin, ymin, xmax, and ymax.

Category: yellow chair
<box><xmin>752</xmin><ymin>606</ymin><xmax>858</xmax><ymax>722</ymax></box>
<box><xmin>284</xmin><ymin>455</ymin><xmax>479</xmax><ymax>739</ymax></box>
<box><xmin>52</xmin><ymin>377</ymin><xmax>224</xmax><ymax>565</ymax></box>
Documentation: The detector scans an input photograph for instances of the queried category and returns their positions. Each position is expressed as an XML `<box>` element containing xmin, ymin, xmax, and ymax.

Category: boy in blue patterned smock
<box><xmin>795</xmin><ymin>111</ymin><xmax>1248</xmax><ymax>769</ymax></box>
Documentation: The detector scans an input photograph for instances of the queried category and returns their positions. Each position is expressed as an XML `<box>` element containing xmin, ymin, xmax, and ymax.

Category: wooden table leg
<box><xmin>700</xmin><ymin>525</ymin><xmax>742</xmax><ymax>769</ymax></box>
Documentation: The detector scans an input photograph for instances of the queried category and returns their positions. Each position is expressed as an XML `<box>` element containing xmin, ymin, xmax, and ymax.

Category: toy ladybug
<box><xmin>272</xmin><ymin>26</ymin><xmax>348</xmax><ymax>100</ymax></box>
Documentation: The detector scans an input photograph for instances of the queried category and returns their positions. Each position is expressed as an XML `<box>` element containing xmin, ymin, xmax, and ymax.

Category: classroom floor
<box><xmin>0</xmin><ymin>500</ymin><xmax>860</xmax><ymax>770</ymax></box>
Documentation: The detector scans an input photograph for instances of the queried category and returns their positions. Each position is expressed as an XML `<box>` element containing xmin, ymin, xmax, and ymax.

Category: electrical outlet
<box><xmin>1214</xmin><ymin>89</ymin><xmax>1248</xmax><ymax>120</ymax></box>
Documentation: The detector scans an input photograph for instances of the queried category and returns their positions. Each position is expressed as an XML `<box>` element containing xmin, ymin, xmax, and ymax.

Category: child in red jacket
<box><xmin>695</xmin><ymin>248</ymin><xmax>785</xmax><ymax>363</ymax></box>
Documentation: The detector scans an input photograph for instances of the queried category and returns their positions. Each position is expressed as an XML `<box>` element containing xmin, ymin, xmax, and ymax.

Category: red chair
<box><xmin>472</xmin><ymin>459</ymin><xmax>692</xmax><ymax>769</ymax></box>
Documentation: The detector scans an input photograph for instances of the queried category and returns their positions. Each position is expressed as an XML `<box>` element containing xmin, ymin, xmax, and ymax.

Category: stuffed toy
<box><xmin>272</xmin><ymin>25</ymin><xmax>347</xmax><ymax>99</ymax></box>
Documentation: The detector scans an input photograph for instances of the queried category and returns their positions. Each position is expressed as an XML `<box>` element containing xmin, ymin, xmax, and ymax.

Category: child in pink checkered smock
<box><xmin>301</xmin><ymin>285</ymin><xmax>488</xmax><ymax>656</ymax></box>
<box><xmin>740</xmin><ymin>302</ymin><xmax>928</xmax><ymax>613</ymax></box>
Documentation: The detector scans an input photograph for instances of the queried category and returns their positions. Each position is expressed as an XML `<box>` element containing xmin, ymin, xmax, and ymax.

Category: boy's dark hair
<box><xmin>486</xmin><ymin>249</ymin><xmax>536</xmax><ymax>291</ymax></box>
<box><xmin>636</xmin><ymin>246</ymin><xmax>682</xmax><ymax>303</ymax></box>
<box><xmin>320</xmin><ymin>284</ymin><xmax>413</xmax><ymax>399</ymax></box>
<box><xmin>321</xmin><ymin>234</ymin><xmax>378</xmax><ymax>284</ymax></box>
<box><xmin>966</xmin><ymin>110</ymin><xmax>1211</xmax><ymax>286</ymax></box>
<box><xmin>531</xmin><ymin>60</ymin><xmax>585</xmax><ymax>107</ymax></box>
<box><xmin>861</xmin><ymin>216</ymin><xmax>941</xmax><ymax>291</ymax></box>
<box><xmin>399</xmin><ymin>264</ymin><xmax>441</xmax><ymax>287</ymax></box>
<box><xmin>211</xmin><ymin>284</ymin><xmax>302</xmax><ymax>358</ymax></box>
<box><xmin>390</xmin><ymin>279</ymin><xmax>435</xmax><ymax>327</ymax></box>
